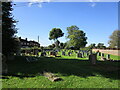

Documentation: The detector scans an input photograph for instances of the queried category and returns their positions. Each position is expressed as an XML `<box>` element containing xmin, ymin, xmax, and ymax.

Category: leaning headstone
<box><xmin>89</xmin><ymin>54</ymin><xmax>97</xmax><ymax>65</ymax></box>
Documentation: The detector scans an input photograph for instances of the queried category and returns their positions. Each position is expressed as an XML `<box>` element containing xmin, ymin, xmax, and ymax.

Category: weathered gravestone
<box><xmin>86</xmin><ymin>52</ymin><xmax>89</xmax><ymax>57</ymax></box>
<box><xmin>50</xmin><ymin>51</ymin><xmax>57</xmax><ymax>56</ymax></box>
<box><xmin>43</xmin><ymin>71</ymin><xmax>62</xmax><ymax>82</ymax></box>
<box><xmin>89</xmin><ymin>54</ymin><xmax>97</xmax><ymax>65</ymax></box>
<box><xmin>2</xmin><ymin>55</ymin><xmax>8</xmax><ymax>74</ymax></box>
<box><xmin>68</xmin><ymin>52</ymin><xmax>71</xmax><ymax>56</ymax></box>
<box><xmin>62</xmin><ymin>51</ymin><xmax>66</xmax><ymax>56</ymax></box>
<box><xmin>101</xmin><ymin>53</ymin><xmax>104</xmax><ymax>57</ymax></box>
<box><xmin>106</xmin><ymin>54</ymin><xmax>110</xmax><ymax>60</ymax></box>
<box><xmin>98</xmin><ymin>52</ymin><xmax>101</xmax><ymax>56</ymax></box>
<box><xmin>101</xmin><ymin>53</ymin><xmax>107</xmax><ymax>61</ymax></box>
<box><xmin>77</xmin><ymin>53</ymin><xmax>82</xmax><ymax>58</ymax></box>
<box><xmin>81</xmin><ymin>52</ymin><xmax>85</xmax><ymax>58</ymax></box>
<box><xmin>41</xmin><ymin>52</ymin><xmax>46</xmax><ymax>56</ymax></box>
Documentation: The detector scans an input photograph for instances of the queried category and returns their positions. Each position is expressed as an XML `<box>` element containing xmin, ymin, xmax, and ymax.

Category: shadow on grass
<box><xmin>5</xmin><ymin>56</ymin><xmax>120</xmax><ymax>80</ymax></box>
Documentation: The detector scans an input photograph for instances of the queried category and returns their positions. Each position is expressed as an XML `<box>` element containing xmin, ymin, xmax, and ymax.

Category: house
<box><xmin>19</xmin><ymin>37</ymin><xmax>40</xmax><ymax>48</ymax></box>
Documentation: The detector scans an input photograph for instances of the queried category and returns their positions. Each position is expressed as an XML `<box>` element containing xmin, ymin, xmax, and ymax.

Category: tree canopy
<box><xmin>108</xmin><ymin>30</ymin><xmax>120</xmax><ymax>48</ymax></box>
<box><xmin>66</xmin><ymin>25</ymin><xmax>87</xmax><ymax>50</ymax></box>
<box><xmin>49</xmin><ymin>28</ymin><xmax>64</xmax><ymax>41</ymax></box>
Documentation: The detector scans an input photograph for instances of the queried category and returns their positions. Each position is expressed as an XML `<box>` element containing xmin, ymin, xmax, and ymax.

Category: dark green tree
<box><xmin>49</xmin><ymin>28</ymin><xmax>64</xmax><ymax>48</ymax></box>
<box><xmin>66</xmin><ymin>25</ymin><xmax>87</xmax><ymax>50</ymax></box>
<box><xmin>96</xmin><ymin>43</ymin><xmax>106</xmax><ymax>49</ymax></box>
<box><xmin>108</xmin><ymin>30</ymin><xmax>120</xmax><ymax>48</ymax></box>
<box><xmin>88</xmin><ymin>43</ymin><xmax>96</xmax><ymax>49</ymax></box>
<box><xmin>49</xmin><ymin>28</ymin><xmax>64</xmax><ymax>41</ymax></box>
<box><xmin>2</xmin><ymin>2</ymin><xmax>19</xmax><ymax>57</ymax></box>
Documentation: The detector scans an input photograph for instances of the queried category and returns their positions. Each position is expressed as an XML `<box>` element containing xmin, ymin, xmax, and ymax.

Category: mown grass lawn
<box><xmin>2</xmin><ymin>54</ymin><xmax>120</xmax><ymax>88</ymax></box>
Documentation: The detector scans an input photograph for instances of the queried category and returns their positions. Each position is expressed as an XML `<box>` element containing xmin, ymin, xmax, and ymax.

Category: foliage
<box><xmin>96</xmin><ymin>43</ymin><xmax>106</xmax><ymax>49</ymax></box>
<box><xmin>49</xmin><ymin>28</ymin><xmax>64</xmax><ymax>41</ymax></box>
<box><xmin>2</xmin><ymin>2</ymin><xmax>19</xmax><ymax>56</ymax></box>
<box><xmin>60</xmin><ymin>42</ymin><xmax>67</xmax><ymax>49</ymax></box>
<box><xmin>66</xmin><ymin>25</ymin><xmax>87</xmax><ymax>50</ymax></box>
<box><xmin>108</xmin><ymin>30</ymin><xmax>120</xmax><ymax>48</ymax></box>
<box><xmin>88</xmin><ymin>43</ymin><xmax>96</xmax><ymax>49</ymax></box>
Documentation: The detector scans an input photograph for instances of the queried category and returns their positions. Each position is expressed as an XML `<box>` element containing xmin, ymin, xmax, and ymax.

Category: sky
<box><xmin>12</xmin><ymin>2</ymin><xmax>118</xmax><ymax>47</ymax></box>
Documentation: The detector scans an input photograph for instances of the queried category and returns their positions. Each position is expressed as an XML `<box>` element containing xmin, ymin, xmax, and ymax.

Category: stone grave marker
<box><xmin>68</xmin><ymin>52</ymin><xmax>71</xmax><ymax>56</ymax></box>
<box><xmin>106</xmin><ymin>54</ymin><xmax>110</xmax><ymax>60</ymax></box>
<box><xmin>81</xmin><ymin>52</ymin><xmax>85</xmax><ymax>58</ymax></box>
<box><xmin>98</xmin><ymin>52</ymin><xmax>101</xmax><ymax>56</ymax></box>
<box><xmin>62</xmin><ymin>51</ymin><xmax>66</xmax><ymax>56</ymax></box>
<box><xmin>101</xmin><ymin>53</ymin><xmax>104</xmax><ymax>57</ymax></box>
<box><xmin>77</xmin><ymin>53</ymin><xmax>82</xmax><ymax>58</ymax></box>
<box><xmin>89</xmin><ymin>54</ymin><xmax>97</xmax><ymax>65</ymax></box>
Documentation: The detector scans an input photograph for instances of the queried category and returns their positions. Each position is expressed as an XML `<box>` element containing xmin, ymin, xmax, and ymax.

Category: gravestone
<box><xmin>98</xmin><ymin>52</ymin><xmax>101</xmax><ymax>56</ymax></box>
<box><xmin>77</xmin><ymin>53</ymin><xmax>82</xmax><ymax>58</ymax></box>
<box><xmin>106</xmin><ymin>54</ymin><xmax>110</xmax><ymax>60</ymax></box>
<box><xmin>68</xmin><ymin>52</ymin><xmax>71</xmax><ymax>56</ymax></box>
<box><xmin>50</xmin><ymin>51</ymin><xmax>56</xmax><ymax>56</ymax></box>
<box><xmin>86</xmin><ymin>52</ymin><xmax>89</xmax><ymax>57</ymax></box>
<box><xmin>62</xmin><ymin>51</ymin><xmax>65</xmax><ymax>56</ymax></box>
<box><xmin>81</xmin><ymin>52</ymin><xmax>84</xmax><ymax>58</ymax></box>
<box><xmin>41</xmin><ymin>52</ymin><xmax>46</xmax><ymax>56</ymax></box>
<box><xmin>101</xmin><ymin>53</ymin><xmax>104</xmax><ymax>57</ymax></box>
<box><xmin>89</xmin><ymin>54</ymin><xmax>97</xmax><ymax>65</ymax></box>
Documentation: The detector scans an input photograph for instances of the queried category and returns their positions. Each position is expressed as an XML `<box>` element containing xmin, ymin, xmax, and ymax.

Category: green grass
<box><xmin>2</xmin><ymin>54</ymin><xmax>120</xmax><ymax>88</ymax></box>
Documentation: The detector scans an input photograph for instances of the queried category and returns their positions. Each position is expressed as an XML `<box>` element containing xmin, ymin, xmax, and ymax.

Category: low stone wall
<box><xmin>92</xmin><ymin>49</ymin><xmax>120</xmax><ymax>56</ymax></box>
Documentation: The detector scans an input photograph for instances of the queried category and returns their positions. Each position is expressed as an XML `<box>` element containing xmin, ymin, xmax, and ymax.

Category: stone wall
<box><xmin>92</xmin><ymin>49</ymin><xmax>120</xmax><ymax>56</ymax></box>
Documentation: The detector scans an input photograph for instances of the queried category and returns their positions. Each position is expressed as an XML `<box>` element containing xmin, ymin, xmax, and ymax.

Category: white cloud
<box><xmin>91</xmin><ymin>3</ymin><xmax>96</xmax><ymax>7</ymax></box>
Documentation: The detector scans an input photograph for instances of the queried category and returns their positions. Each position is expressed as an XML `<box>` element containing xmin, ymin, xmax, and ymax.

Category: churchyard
<box><xmin>1</xmin><ymin>50</ymin><xmax>120</xmax><ymax>88</ymax></box>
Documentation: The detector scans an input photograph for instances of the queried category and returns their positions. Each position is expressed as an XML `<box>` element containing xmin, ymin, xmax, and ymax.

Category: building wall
<box><xmin>92</xmin><ymin>49</ymin><xmax>120</xmax><ymax>56</ymax></box>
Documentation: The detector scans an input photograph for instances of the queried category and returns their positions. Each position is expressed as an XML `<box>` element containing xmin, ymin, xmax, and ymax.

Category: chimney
<box><xmin>25</xmin><ymin>38</ymin><xmax>27</xmax><ymax>41</ymax></box>
<box><xmin>19</xmin><ymin>37</ymin><xmax>21</xmax><ymax>40</ymax></box>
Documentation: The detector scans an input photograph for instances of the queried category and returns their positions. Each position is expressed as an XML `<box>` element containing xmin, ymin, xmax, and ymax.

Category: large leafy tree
<box><xmin>108</xmin><ymin>30</ymin><xmax>120</xmax><ymax>48</ymax></box>
<box><xmin>49</xmin><ymin>28</ymin><xmax>64</xmax><ymax>48</ymax></box>
<box><xmin>2</xmin><ymin>2</ymin><xmax>19</xmax><ymax>56</ymax></box>
<box><xmin>66</xmin><ymin>25</ymin><xmax>87</xmax><ymax>50</ymax></box>
<box><xmin>49</xmin><ymin>28</ymin><xmax>64</xmax><ymax>41</ymax></box>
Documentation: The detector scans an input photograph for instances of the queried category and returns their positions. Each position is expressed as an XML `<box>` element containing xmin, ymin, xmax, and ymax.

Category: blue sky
<box><xmin>12</xmin><ymin>2</ymin><xmax>118</xmax><ymax>47</ymax></box>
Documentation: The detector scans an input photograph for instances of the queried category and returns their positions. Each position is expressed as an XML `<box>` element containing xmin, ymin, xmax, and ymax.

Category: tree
<box><xmin>49</xmin><ymin>28</ymin><xmax>64</xmax><ymax>48</ymax></box>
<box><xmin>96</xmin><ymin>43</ymin><xmax>106</xmax><ymax>49</ymax></box>
<box><xmin>66</xmin><ymin>25</ymin><xmax>87</xmax><ymax>50</ymax></box>
<box><xmin>108</xmin><ymin>30</ymin><xmax>120</xmax><ymax>48</ymax></box>
<box><xmin>88</xmin><ymin>43</ymin><xmax>96</xmax><ymax>49</ymax></box>
<box><xmin>2</xmin><ymin>2</ymin><xmax>19</xmax><ymax>57</ymax></box>
<box><xmin>49</xmin><ymin>28</ymin><xmax>64</xmax><ymax>41</ymax></box>
<box><xmin>55</xmin><ymin>40</ymin><xmax>60</xmax><ymax>48</ymax></box>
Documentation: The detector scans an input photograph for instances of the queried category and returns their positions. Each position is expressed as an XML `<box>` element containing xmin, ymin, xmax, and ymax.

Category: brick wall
<box><xmin>92</xmin><ymin>49</ymin><xmax>120</xmax><ymax>56</ymax></box>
